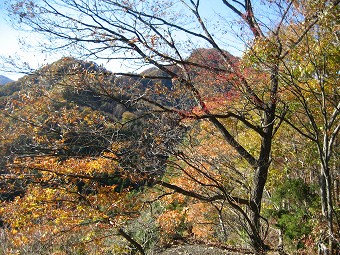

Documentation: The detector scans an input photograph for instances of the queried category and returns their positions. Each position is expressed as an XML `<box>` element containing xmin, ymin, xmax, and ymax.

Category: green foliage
<box><xmin>276</xmin><ymin>210</ymin><xmax>311</xmax><ymax>240</ymax></box>
<box><xmin>266</xmin><ymin>178</ymin><xmax>319</xmax><ymax>241</ymax></box>
<box><xmin>126</xmin><ymin>204</ymin><xmax>161</xmax><ymax>253</ymax></box>
<box><xmin>271</xmin><ymin>178</ymin><xmax>318</xmax><ymax>207</ymax></box>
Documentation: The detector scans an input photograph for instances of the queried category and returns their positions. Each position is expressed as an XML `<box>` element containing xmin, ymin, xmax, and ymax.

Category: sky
<box><xmin>0</xmin><ymin>0</ymin><xmax>65</xmax><ymax>80</ymax></box>
<box><xmin>0</xmin><ymin>1</ymin><xmax>25</xmax><ymax>80</ymax></box>
<box><xmin>0</xmin><ymin>0</ymin><xmax>246</xmax><ymax>81</ymax></box>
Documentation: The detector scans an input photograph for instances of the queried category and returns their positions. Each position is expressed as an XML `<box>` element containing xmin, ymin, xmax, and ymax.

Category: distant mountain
<box><xmin>0</xmin><ymin>57</ymin><xmax>176</xmax><ymax>197</ymax></box>
<box><xmin>0</xmin><ymin>75</ymin><xmax>13</xmax><ymax>85</ymax></box>
<box><xmin>0</xmin><ymin>48</ymin><xmax>237</xmax><ymax>107</ymax></box>
<box><xmin>0</xmin><ymin>57</ymin><xmax>129</xmax><ymax>118</ymax></box>
<box><xmin>0</xmin><ymin>49</ymin><xmax>236</xmax><ymax>200</ymax></box>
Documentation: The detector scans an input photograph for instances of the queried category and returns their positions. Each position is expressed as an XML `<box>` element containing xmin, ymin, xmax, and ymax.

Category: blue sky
<box><xmin>0</xmin><ymin>0</ymin><xmax>246</xmax><ymax>81</ymax></box>
<box><xmin>0</xmin><ymin>0</ymin><xmax>51</xmax><ymax>80</ymax></box>
<box><xmin>0</xmin><ymin>1</ymin><xmax>24</xmax><ymax>80</ymax></box>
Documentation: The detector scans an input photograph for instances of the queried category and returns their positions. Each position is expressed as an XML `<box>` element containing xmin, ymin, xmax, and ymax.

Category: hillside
<box><xmin>1</xmin><ymin>0</ymin><xmax>339</xmax><ymax>253</ymax></box>
<box><xmin>0</xmin><ymin>75</ymin><xmax>13</xmax><ymax>85</ymax></box>
<box><xmin>0</xmin><ymin>55</ymin><xmax>186</xmax><ymax>200</ymax></box>
<box><xmin>0</xmin><ymin>42</ymin><xmax>337</xmax><ymax>254</ymax></box>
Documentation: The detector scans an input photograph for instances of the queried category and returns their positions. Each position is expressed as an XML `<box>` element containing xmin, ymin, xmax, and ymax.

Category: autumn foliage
<box><xmin>1</xmin><ymin>0</ymin><xmax>339</xmax><ymax>255</ymax></box>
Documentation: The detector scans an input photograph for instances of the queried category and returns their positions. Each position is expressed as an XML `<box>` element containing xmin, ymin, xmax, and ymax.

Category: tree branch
<box><xmin>157</xmin><ymin>180</ymin><xmax>249</xmax><ymax>205</ymax></box>
<box><xmin>118</xmin><ymin>228</ymin><xmax>145</xmax><ymax>255</ymax></box>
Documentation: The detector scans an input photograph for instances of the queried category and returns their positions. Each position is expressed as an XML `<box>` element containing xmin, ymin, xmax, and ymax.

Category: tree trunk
<box><xmin>320</xmin><ymin>163</ymin><xmax>334</xmax><ymax>254</ymax></box>
<box><xmin>335</xmin><ymin>178</ymin><xmax>339</xmax><ymax>207</ymax></box>
<box><xmin>249</xmin><ymin>163</ymin><xmax>270</xmax><ymax>254</ymax></box>
<box><xmin>320</xmin><ymin>174</ymin><xmax>328</xmax><ymax>217</ymax></box>
<box><xmin>325</xmin><ymin>168</ymin><xmax>334</xmax><ymax>254</ymax></box>
<box><xmin>249</xmin><ymin>116</ymin><xmax>275</xmax><ymax>253</ymax></box>
<box><xmin>248</xmin><ymin>63</ymin><xmax>278</xmax><ymax>253</ymax></box>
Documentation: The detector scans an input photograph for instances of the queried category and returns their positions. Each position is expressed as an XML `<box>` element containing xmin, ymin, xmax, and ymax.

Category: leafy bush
<box><xmin>266</xmin><ymin>178</ymin><xmax>319</xmax><ymax>242</ymax></box>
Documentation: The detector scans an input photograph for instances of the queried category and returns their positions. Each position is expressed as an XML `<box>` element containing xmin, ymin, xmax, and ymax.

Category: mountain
<box><xmin>0</xmin><ymin>75</ymin><xmax>13</xmax><ymax>85</ymax></box>
<box><xmin>0</xmin><ymin>56</ymin><xmax>180</xmax><ymax>200</ymax></box>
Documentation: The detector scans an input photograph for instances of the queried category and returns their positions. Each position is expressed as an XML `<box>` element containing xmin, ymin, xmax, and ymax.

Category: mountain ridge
<box><xmin>0</xmin><ymin>75</ymin><xmax>13</xmax><ymax>85</ymax></box>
